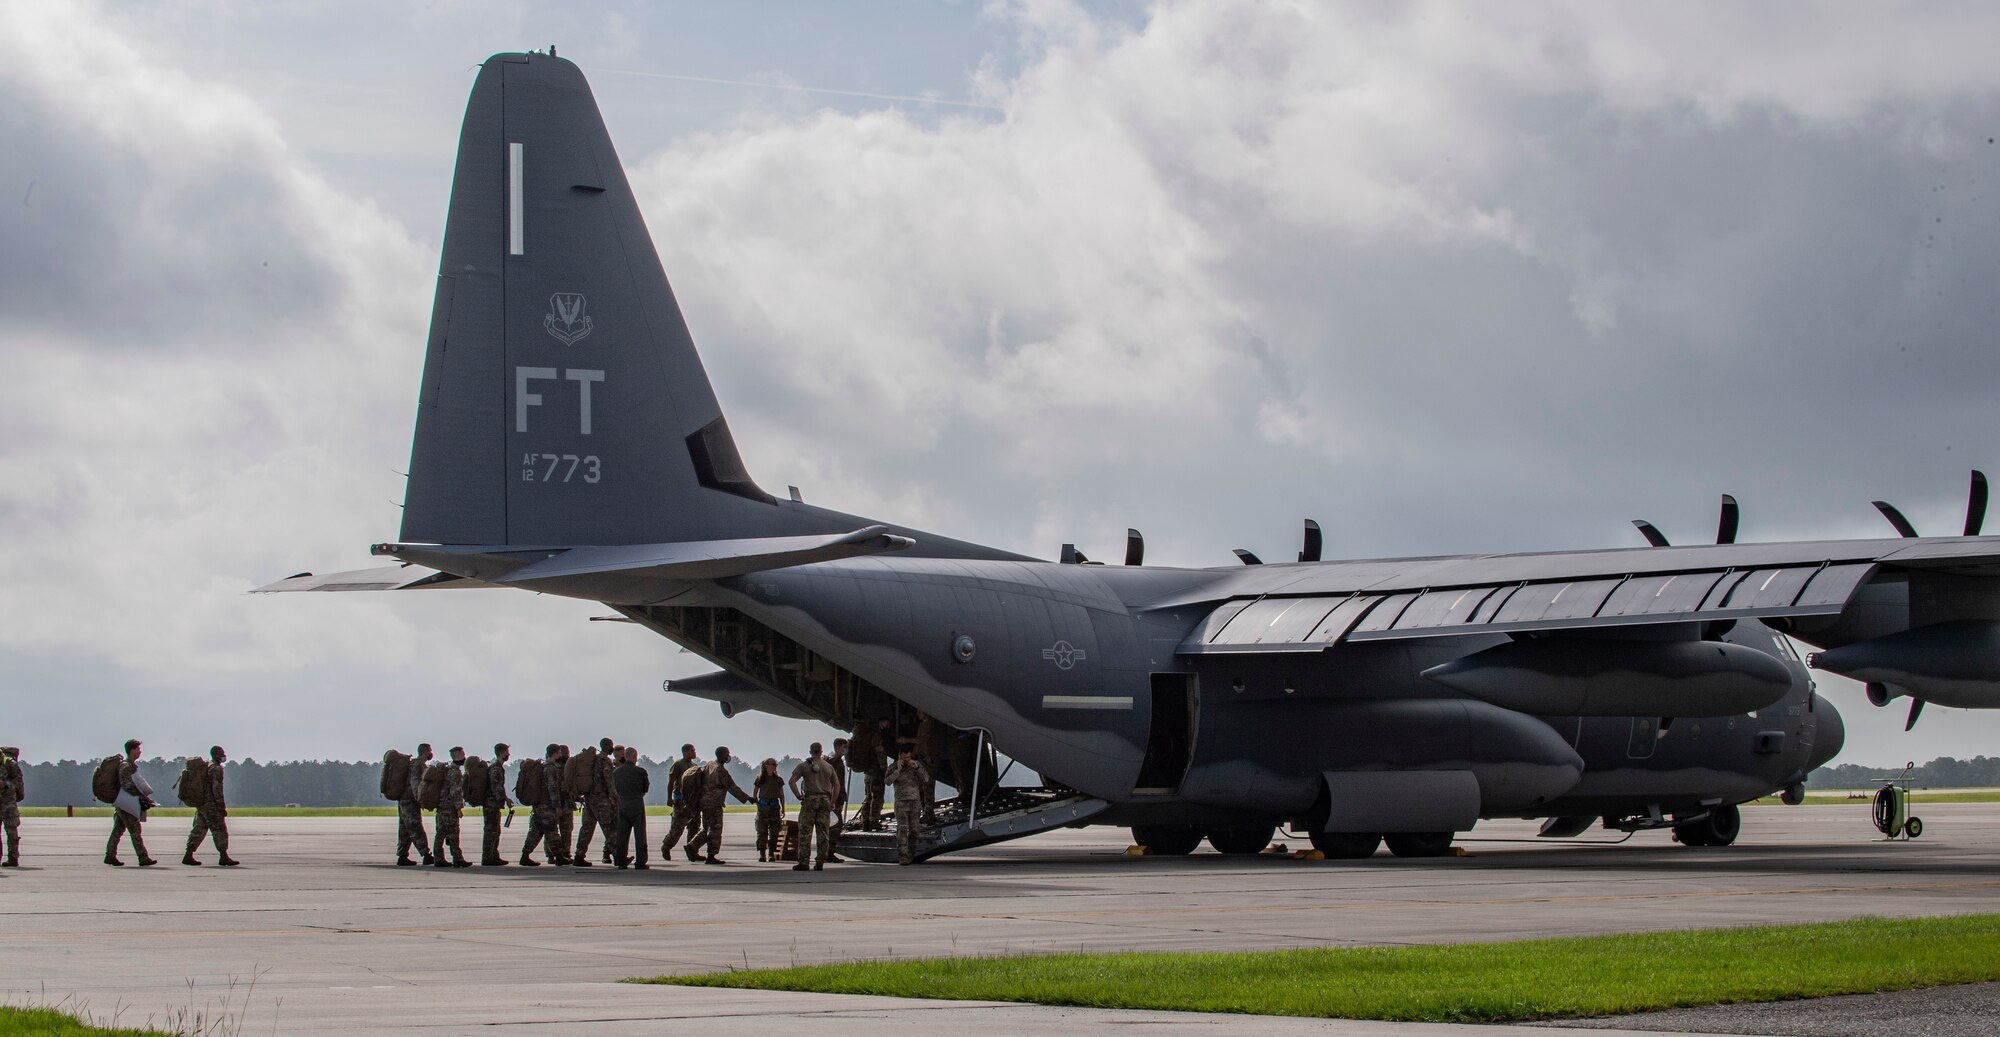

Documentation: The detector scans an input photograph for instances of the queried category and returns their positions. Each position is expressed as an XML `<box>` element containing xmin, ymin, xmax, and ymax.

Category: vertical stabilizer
<box><xmin>402</xmin><ymin>52</ymin><xmax>778</xmax><ymax>547</ymax></box>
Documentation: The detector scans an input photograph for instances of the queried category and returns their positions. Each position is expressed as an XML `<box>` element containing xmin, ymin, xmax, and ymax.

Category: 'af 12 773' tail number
<box><xmin>521</xmin><ymin>453</ymin><xmax>601</xmax><ymax>483</ymax></box>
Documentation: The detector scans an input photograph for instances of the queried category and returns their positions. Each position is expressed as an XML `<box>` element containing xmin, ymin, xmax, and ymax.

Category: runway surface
<box><xmin>3</xmin><ymin>801</ymin><xmax>1998</xmax><ymax>1034</ymax></box>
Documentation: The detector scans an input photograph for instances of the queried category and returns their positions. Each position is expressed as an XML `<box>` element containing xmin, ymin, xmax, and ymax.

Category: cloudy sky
<box><xmin>3</xmin><ymin>1</ymin><xmax>1998</xmax><ymax>772</ymax></box>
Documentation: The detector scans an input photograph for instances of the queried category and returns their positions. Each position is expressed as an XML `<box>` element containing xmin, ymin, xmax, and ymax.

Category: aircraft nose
<box><xmin>1807</xmin><ymin>693</ymin><xmax>1845</xmax><ymax>772</ymax></box>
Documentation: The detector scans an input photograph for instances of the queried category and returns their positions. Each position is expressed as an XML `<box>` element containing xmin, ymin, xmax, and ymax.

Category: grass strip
<box><xmin>642</xmin><ymin>914</ymin><xmax>2000</xmax><ymax>1023</ymax></box>
<box><xmin>0</xmin><ymin>1006</ymin><xmax>165</xmax><ymax>1036</ymax></box>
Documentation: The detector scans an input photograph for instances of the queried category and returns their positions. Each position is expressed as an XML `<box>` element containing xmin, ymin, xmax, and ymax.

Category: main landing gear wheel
<box><xmin>1672</xmin><ymin>803</ymin><xmax>1741</xmax><ymax>847</ymax></box>
<box><xmin>1383</xmin><ymin>832</ymin><xmax>1454</xmax><ymax>858</ymax></box>
<box><xmin>1207</xmin><ymin>824</ymin><xmax>1277</xmax><ymax>856</ymax></box>
<box><xmin>1308</xmin><ymin>831</ymin><xmax>1382</xmax><ymax>859</ymax></box>
<box><xmin>1131</xmin><ymin>825</ymin><xmax>1202</xmax><ymax>856</ymax></box>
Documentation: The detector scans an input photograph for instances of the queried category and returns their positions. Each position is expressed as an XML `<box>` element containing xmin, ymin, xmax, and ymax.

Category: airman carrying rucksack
<box><xmin>176</xmin><ymin>757</ymin><xmax>209</xmax><ymax>809</ymax></box>
<box><xmin>91</xmin><ymin>755</ymin><xmax>121</xmax><ymax>804</ymax></box>
<box><xmin>678</xmin><ymin>762</ymin><xmax>705</xmax><ymax>807</ymax></box>
<box><xmin>463</xmin><ymin>757</ymin><xmax>489</xmax><ymax>805</ymax></box>
<box><xmin>564</xmin><ymin>746</ymin><xmax>598</xmax><ymax>798</ymax></box>
<box><xmin>379</xmin><ymin>749</ymin><xmax>412</xmax><ymax>801</ymax></box>
<box><xmin>418</xmin><ymin>762</ymin><xmax>446</xmax><ymax>810</ymax></box>
<box><xmin>515</xmin><ymin>758</ymin><xmax>544</xmax><ymax>807</ymax></box>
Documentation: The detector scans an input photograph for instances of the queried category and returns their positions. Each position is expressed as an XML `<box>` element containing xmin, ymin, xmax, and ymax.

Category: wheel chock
<box><xmin>1447</xmin><ymin>846</ymin><xmax>1471</xmax><ymax>857</ymax></box>
<box><xmin>1292</xmin><ymin>849</ymin><xmax>1325</xmax><ymax>861</ymax></box>
<box><xmin>1261</xmin><ymin>843</ymin><xmax>1290</xmax><ymax>855</ymax></box>
<box><xmin>1125</xmin><ymin>845</ymin><xmax>1150</xmax><ymax>856</ymax></box>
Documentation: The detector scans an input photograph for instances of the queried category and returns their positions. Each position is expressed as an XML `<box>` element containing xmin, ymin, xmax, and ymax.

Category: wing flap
<box><xmin>252</xmin><ymin>566</ymin><xmax>490</xmax><ymax>593</ymax></box>
<box><xmin>1178</xmin><ymin>562</ymin><xmax>1876</xmax><ymax>653</ymax></box>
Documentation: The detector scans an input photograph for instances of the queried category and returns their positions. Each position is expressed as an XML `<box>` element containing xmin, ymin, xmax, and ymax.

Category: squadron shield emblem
<box><xmin>543</xmin><ymin>292</ymin><xmax>594</xmax><ymax>346</ymax></box>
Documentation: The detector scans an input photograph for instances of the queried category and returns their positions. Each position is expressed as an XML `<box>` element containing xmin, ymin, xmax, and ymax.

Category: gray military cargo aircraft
<box><xmin>264</xmin><ymin>52</ymin><xmax>2000</xmax><ymax>862</ymax></box>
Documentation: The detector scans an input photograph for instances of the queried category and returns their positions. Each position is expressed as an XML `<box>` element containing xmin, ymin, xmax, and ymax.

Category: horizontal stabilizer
<box><xmin>252</xmin><ymin>566</ymin><xmax>491</xmax><ymax>593</ymax></box>
<box><xmin>665</xmin><ymin>670</ymin><xmax>817</xmax><ymax>721</ymax></box>
<box><xmin>494</xmin><ymin>525</ymin><xmax>914</xmax><ymax>585</ymax></box>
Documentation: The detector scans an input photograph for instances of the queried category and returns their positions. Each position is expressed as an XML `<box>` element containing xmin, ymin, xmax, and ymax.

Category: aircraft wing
<box><xmin>1170</xmin><ymin>535</ymin><xmax>2000</xmax><ymax>654</ymax></box>
<box><xmin>252</xmin><ymin>565</ymin><xmax>495</xmax><ymax>593</ymax></box>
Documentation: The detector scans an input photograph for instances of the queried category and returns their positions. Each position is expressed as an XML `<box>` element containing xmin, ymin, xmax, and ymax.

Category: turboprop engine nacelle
<box><xmin>1809</xmin><ymin>620</ymin><xmax>2000</xmax><ymax>709</ymax></box>
<box><xmin>1420</xmin><ymin>637</ymin><xmax>1795</xmax><ymax>716</ymax></box>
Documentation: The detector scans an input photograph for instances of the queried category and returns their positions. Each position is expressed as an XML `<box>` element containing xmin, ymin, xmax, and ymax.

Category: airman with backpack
<box><xmin>517</xmin><ymin>744</ymin><xmax>563</xmax><ymax>866</ymax></box>
<box><xmin>568</xmin><ymin>739</ymin><xmax>617</xmax><ymax>868</ymax></box>
<box><xmin>180</xmin><ymin>745</ymin><xmax>238</xmax><ymax>867</ymax></box>
<box><xmin>687</xmin><ymin>747</ymin><xmax>753</xmax><ymax>864</ymax></box>
<box><xmin>387</xmin><ymin>743</ymin><xmax>435</xmax><ymax>866</ymax></box>
<box><xmin>430</xmin><ymin>747</ymin><xmax>472</xmax><ymax>868</ymax></box>
<box><xmin>103</xmin><ymin>738</ymin><xmax>156</xmax><ymax>867</ymax></box>
<box><xmin>549</xmin><ymin>744</ymin><xmax>575</xmax><ymax>864</ymax></box>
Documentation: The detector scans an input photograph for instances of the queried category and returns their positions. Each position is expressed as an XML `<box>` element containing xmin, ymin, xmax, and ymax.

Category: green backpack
<box><xmin>175</xmin><ymin>757</ymin><xmax>209</xmax><ymax>809</ymax></box>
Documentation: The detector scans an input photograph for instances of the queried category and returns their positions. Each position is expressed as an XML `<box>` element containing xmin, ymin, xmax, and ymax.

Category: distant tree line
<box><xmin>1810</xmin><ymin>756</ymin><xmax>2000</xmax><ymax>788</ymax></box>
<box><xmin>10</xmin><ymin>754</ymin><xmax>886</xmax><ymax>808</ymax></box>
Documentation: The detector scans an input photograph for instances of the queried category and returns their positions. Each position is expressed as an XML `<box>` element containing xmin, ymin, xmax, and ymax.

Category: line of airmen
<box><xmin>0</xmin><ymin>721</ymin><xmax>955</xmax><ymax>871</ymax></box>
<box><xmin>386</xmin><ymin>736</ymin><xmax>936</xmax><ymax>870</ymax></box>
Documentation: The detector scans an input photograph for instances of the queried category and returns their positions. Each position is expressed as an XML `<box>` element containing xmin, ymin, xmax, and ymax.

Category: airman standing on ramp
<box><xmin>886</xmin><ymin>749</ymin><xmax>931</xmax><ymax>866</ymax></box>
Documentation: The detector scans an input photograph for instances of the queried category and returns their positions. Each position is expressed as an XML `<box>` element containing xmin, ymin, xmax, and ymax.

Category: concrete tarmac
<box><xmin>3</xmin><ymin>802</ymin><xmax>1998</xmax><ymax>1035</ymax></box>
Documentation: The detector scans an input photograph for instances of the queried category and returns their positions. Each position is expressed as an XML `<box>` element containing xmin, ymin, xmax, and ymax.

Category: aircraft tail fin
<box><xmin>401</xmin><ymin>52</ymin><xmax>791</xmax><ymax>547</ymax></box>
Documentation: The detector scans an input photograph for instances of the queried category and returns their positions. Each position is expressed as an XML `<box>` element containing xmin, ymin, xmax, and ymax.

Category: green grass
<box><xmin>643</xmin><ymin>914</ymin><xmax>2000</xmax><ymax>1023</ymax></box>
<box><xmin>0</xmin><ymin>1006</ymin><xmax>165</xmax><ymax>1036</ymax></box>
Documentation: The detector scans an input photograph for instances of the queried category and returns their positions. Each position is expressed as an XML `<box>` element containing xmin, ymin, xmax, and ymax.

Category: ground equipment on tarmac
<box><xmin>1872</xmin><ymin>762</ymin><xmax>1923</xmax><ymax>840</ymax></box>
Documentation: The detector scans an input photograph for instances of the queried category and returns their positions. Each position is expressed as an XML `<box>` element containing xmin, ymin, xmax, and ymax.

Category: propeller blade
<box><xmin>1233</xmin><ymin>549</ymin><xmax>1263</xmax><ymax>566</ymax></box>
<box><xmin>1906</xmin><ymin>697</ymin><xmax>1926</xmax><ymax>731</ymax></box>
<box><xmin>1871</xmin><ymin>501</ymin><xmax>1919</xmax><ymax>539</ymax></box>
<box><xmin>1967</xmin><ymin>470</ymin><xmax>1988</xmax><ymax>536</ymax></box>
<box><xmin>1298</xmin><ymin>519</ymin><xmax>1322</xmax><ymax>563</ymax></box>
<box><xmin>1632</xmin><ymin>520</ymin><xmax>1670</xmax><ymax>548</ymax></box>
<box><xmin>1124</xmin><ymin>529</ymin><xmax>1145</xmax><ymax>567</ymax></box>
<box><xmin>1716</xmin><ymin>494</ymin><xmax>1739</xmax><ymax>545</ymax></box>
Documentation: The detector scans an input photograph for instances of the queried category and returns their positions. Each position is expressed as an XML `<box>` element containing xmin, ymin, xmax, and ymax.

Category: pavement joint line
<box><xmin>10</xmin><ymin>875</ymin><xmax>1998</xmax><ymax>943</ymax></box>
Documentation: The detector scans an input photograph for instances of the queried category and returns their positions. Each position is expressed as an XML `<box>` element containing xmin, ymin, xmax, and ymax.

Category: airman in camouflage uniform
<box><xmin>0</xmin><ymin>745</ymin><xmax>23</xmax><ymax>867</ymax></box>
<box><xmin>572</xmin><ymin>737</ymin><xmax>619</xmax><ymax>868</ymax></box>
<box><xmin>433</xmin><ymin>747</ymin><xmax>471</xmax><ymax>867</ymax></box>
<box><xmin>519</xmin><ymin>743</ymin><xmax>562</xmax><ymax>866</ymax></box>
<box><xmin>106</xmin><ymin>738</ymin><xmax>157</xmax><ymax>867</ymax></box>
<box><xmin>789</xmin><ymin>742</ymin><xmax>839</xmax><ymax>871</ymax></box>
<box><xmin>886</xmin><ymin>749</ymin><xmax>931</xmax><ymax>865</ymax></box>
<box><xmin>854</xmin><ymin>719</ymin><xmax>890</xmax><ymax>831</ymax></box>
<box><xmin>183</xmin><ymin>745</ymin><xmax>238</xmax><ymax>866</ymax></box>
<box><xmin>482</xmin><ymin>743</ymin><xmax>511</xmax><ymax>866</ymax></box>
<box><xmin>396</xmin><ymin>743</ymin><xmax>435</xmax><ymax>866</ymax></box>
<box><xmin>688</xmin><ymin>747</ymin><xmax>751</xmax><ymax>864</ymax></box>
<box><xmin>751</xmin><ymin>758</ymin><xmax>785</xmax><ymax>862</ymax></box>
<box><xmin>659</xmin><ymin>743</ymin><xmax>703</xmax><ymax>861</ymax></box>
<box><xmin>547</xmin><ymin>746</ymin><xmax>575</xmax><ymax>865</ymax></box>
<box><xmin>551</xmin><ymin>745</ymin><xmax>575</xmax><ymax>864</ymax></box>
